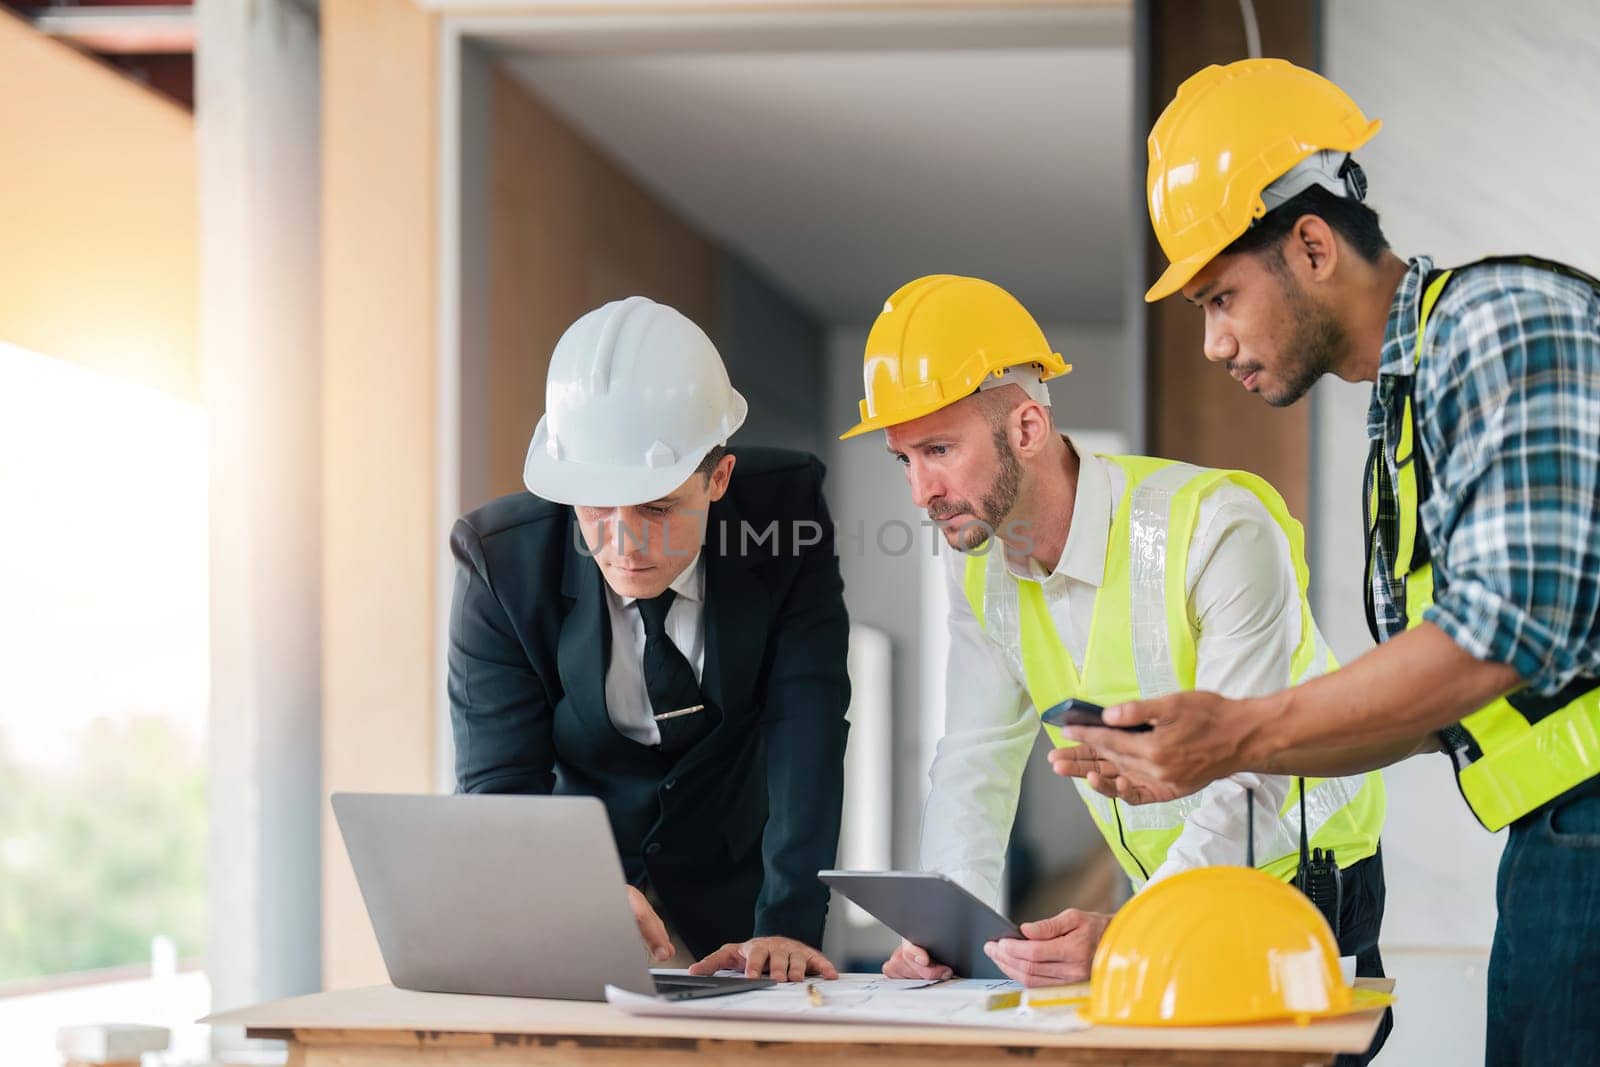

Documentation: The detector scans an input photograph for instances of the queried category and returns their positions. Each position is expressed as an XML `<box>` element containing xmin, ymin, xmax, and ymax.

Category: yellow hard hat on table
<box><xmin>1083</xmin><ymin>865</ymin><xmax>1393</xmax><ymax>1027</ymax></box>
<box><xmin>1145</xmin><ymin>58</ymin><xmax>1382</xmax><ymax>302</ymax></box>
<box><xmin>838</xmin><ymin>274</ymin><xmax>1071</xmax><ymax>440</ymax></box>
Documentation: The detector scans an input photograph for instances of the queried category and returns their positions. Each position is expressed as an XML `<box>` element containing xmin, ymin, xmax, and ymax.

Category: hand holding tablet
<box><xmin>817</xmin><ymin>870</ymin><xmax>1020</xmax><ymax>980</ymax></box>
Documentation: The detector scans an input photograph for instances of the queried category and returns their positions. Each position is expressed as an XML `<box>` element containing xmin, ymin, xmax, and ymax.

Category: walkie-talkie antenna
<box><xmin>1245</xmin><ymin>787</ymin><xmax>1255</xmax><ymax>868</ymax></box>
<box><xmin>1299</xmin><ymin>776</ymin><xmax>1310</xmax><ymax>886</ymax></box>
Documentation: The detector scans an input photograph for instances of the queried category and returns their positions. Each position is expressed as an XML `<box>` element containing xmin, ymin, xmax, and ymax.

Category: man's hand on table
<box><xmin>688</xmin><ymin>937</ymin><xmax>839</xmax><ymax>982</ymax></box>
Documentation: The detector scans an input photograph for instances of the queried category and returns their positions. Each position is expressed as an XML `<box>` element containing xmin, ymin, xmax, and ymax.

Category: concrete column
<box><xmin>196</xmin><ymin>0</ymin><xmax>323</xmax><ymax>1025</ymax></box>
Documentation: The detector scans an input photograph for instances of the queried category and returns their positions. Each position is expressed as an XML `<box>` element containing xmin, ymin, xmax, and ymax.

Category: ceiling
<box><xmin>499</xmin><ymin>17</ymin><xmax>1134</xmax><ymax>326</ymax></box>
<box><xmin>16</xmin><ymin>1</ymin><xmax>196</xmax><ymax>108</ymax></box>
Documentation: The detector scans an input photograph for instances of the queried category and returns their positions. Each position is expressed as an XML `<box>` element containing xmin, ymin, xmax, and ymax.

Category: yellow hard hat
<box><xmin>838</xmin><ymin>275</ymin><xmax>1071</xmax><ymax>440</ymax></box>
<box><xmin>1144</xmin><ymin>58</ymin><xmax>1382</xmax><ymax>302</ymax></box>
<box><xmin>1084</xmin><ymin>866</ymin><xmax>1393</xmax><ymax>1027</ymax></box>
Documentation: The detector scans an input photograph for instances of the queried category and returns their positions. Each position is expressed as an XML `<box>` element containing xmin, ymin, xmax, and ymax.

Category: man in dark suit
<box><xmin>447</xmin><ymin>296</ymin><xmax>850</xmax><ymax>982</ymax></box>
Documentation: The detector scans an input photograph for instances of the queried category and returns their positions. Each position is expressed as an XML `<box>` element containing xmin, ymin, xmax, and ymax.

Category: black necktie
<box><xmin>636</xmin><ymin>590</ymin><xmax>713</xmax><ymax>756</ymax></box>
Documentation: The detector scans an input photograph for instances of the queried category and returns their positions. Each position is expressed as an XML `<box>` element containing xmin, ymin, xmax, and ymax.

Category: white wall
<box><xmin>1317</xmin><ymin>2</ymin><xmax>1600</xmax><ymax>1060</ymax></box>
<box><xmin>1039</xmin><ymin>322</ymin><xmax>1140</xmax><ymax>446</ymax></box>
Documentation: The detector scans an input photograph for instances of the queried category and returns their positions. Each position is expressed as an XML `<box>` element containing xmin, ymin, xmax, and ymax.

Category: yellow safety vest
<box><xmin>1365</xmin><ymin>259</ymin><xmax>1600</xmax><ymax>832</ymax></box>
<box><xmin>965</xmin><ymin>455</ymin><xmax>1385</xmax><ymax>888</ymax></box>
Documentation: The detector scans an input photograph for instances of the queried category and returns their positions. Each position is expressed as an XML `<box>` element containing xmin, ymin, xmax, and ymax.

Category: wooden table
<box><xmin>206</xmin><ymin>980</ymin><xmax>1392</xmax><ymax>1066</ymax></box>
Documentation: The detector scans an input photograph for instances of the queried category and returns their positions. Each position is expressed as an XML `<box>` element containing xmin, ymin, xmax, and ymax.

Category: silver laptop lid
<box><xmin>331</xmin><ymin>792</ymin><xmax>655</xmax><ymax>1000</ymax></box>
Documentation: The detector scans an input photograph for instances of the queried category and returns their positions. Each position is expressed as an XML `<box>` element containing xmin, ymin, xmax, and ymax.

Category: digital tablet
<box><xmin>817</xmin><ymin>870</ymin><xmax>1020</xmax><ymax>979</ymax></box>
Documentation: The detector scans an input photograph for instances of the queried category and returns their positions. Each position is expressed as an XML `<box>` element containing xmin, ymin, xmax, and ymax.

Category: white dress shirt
<box><xmin>602</xmin><ymin>553</ymin><xmax>707</xmax><ymax>746</ymax></box>
<box><xmin>920</xmin><ymin>444</ymin><xmax>1304</xmax><ymax>909</ymax></box>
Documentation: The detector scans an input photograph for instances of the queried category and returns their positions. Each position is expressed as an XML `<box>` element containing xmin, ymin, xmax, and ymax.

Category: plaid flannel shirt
<box><xmin>1367</xmin><ymin>256</ymin><xmax>1600</xmax><ymax>695</ymax></box>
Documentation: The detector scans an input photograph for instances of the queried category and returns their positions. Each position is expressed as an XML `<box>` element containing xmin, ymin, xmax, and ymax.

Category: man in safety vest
<box><xmin>840</xmin><ymin>275</ymin><xmax>1390</xmax><ymax>1060</ymax></box>
<box><xmin>1064</xmin><ymin>59</ymin><xmax>1600</xmax><ymax>1064</ymax></box>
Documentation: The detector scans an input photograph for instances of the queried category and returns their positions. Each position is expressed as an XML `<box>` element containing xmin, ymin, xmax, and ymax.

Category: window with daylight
<box><xmin>0</xmin><ymin>341</ymin><xmax>210</xmax><ymax>1064</ymax></box>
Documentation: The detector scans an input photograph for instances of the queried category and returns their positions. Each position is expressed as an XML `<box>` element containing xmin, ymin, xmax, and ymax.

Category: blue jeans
<box><xmin>1487</xmin><ymin>790</ymin><xmax>1600</xmax><ymax>1066</ymax></box>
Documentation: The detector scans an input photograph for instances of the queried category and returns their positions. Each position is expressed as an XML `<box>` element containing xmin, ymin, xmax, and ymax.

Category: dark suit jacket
<box><xmin>447</xmin><ymin>447</ymin><xmax>850</xmax><ymax>956</ymax></box>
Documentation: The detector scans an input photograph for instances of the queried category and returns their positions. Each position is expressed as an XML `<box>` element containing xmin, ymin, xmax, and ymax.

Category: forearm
<box><xmin>919</xmin><ymin>718</ymin><xmax>1036</xmax><ymax>908</ymax></box>
<box><xmin>925</xmin><ymin>582</ymin><xmax>1039</xmax><ymax>906</ymax></box>
<box><xmin>1243</xmin><ymin>623</ymin><xmax>1521</xmax><ymax>768</ymax></box>
<box><xmin>1261</xmin><ymin>734</ymin><xmax>1439</xmax><ymax>778</ymax></box>
<box><xmin>753</xmin><ymin>712</ymin><xmax>847</xmax><ymax>943</ymax></box>
<box><xmin>752</xmin><ymin>517</ymin><xmax>850</xmax><ymax>942</ymax></box>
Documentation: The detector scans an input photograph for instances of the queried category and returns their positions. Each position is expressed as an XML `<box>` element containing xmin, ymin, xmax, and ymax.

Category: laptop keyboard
<box><xmin>651</xmin><ymin>974</ymin><xmax>769</xmax><ymax>995</ymax></box>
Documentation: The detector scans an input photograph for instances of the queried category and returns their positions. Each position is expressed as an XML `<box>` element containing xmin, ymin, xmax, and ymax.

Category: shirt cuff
<box><xmin>1424</xmin><ymin>579</ymin><xmax>1565</xmax><ymax>694</ymax></box>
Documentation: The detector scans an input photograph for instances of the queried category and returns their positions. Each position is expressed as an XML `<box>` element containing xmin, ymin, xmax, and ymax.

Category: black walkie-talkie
<box><xmin>1294</xmin><ymin>777</ymin><xmax>1342</xmax><ymax>938</ymax></box>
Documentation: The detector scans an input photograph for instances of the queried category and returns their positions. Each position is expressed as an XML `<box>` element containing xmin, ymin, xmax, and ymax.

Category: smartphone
<box><xmin>1040</xmin><ymin>698</ymin><xmax>1153</xmax><ymax>733</ymax></box>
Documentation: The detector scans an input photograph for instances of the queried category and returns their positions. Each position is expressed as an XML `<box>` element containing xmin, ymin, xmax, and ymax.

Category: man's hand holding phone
<box><xmin>1043</xmin><ymin>698</ymin><xmax>1194</xmax><ymax>804</ymax></box>
<box><xmin>1039</xmin><ymin>698</ymin><xmax>1154</xmax><ymax>733</ymax></box>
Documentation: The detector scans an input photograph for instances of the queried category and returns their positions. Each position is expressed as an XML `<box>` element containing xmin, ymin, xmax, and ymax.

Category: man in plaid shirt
<box><xmin>1054</xmin><ymin>60</ymin><xmax>1600</xmax><ymax>1064</ymax></box>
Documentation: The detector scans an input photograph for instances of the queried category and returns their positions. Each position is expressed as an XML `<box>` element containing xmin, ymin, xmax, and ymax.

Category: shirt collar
<box><xmin>613</xmin><ymin>551</ymin><xmax>704</xmax><ymax>609</ymax></box>
<box><xmin>1369</xmin><ymin>255</ymin><xmax>1435</xmax><ymax>440</ymax></box>
<box><xmin>1003</xmin><ymin>436</ymin><xmax>1109</xmax><ymax>588</ymax></box>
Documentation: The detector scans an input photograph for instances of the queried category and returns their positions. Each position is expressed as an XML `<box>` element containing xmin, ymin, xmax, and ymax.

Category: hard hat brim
<box><xmin>838</xmin><ymin>354</ymin><xmax>1072</xmax><ymax>440</ymax></box>
<box><xmin>523</xmin><ymin>389</ymin><xmax>746</xmax><ymax>507</ymax></box>
<box><xmin>1145</xmin><ymin>251</ymin><xmax>1214</xmax><ymax>303</ymax></box>
<box><xmin>837</xmin><ymin>411</ymin><xmax>905</xmax><ymax>441</ymax></box>
<box><xmin>523</xmin><ymin>445</ymin><xmax>708</xmax><ymax>508</ymax></box>
<box><xmin>837</xmin><ymin>394</ymin><xmax>973</xmax><ymax>441</ymax></box>
<box><xmin>1082</xmin><ymin>985</ymin><xmax>1394</xmax><ymax>1028</ymax></box>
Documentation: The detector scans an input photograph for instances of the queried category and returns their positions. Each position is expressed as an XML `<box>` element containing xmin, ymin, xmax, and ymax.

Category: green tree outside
<box><xmin>0</xmin><ymin>716</ymin><xmax>206</xmax><ymax>982</ymax></box>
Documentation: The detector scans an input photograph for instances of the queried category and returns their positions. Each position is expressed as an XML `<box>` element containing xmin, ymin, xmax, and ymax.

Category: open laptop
<box><xmin>332</xmin><ymin>792</ymin><xmax>772</xmax><ymax>1001</ymax></box>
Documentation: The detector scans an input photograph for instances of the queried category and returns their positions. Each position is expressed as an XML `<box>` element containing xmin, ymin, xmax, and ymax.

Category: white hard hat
<box><xmin>523</xmin><ymin>296</ymin><xmax>748</xmax><ymax>507</ymax></box>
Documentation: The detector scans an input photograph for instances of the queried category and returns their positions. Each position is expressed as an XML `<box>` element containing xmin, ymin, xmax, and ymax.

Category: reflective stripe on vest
<box><xmin>1365</xmin><ymin>261</ymin><xmax>1600</xmax><ymax>832</ymax></box>
<box><xmin>965</xmin><ymin>455</ymin><xmax>1385</xmax><ymax>888</ymax></box>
